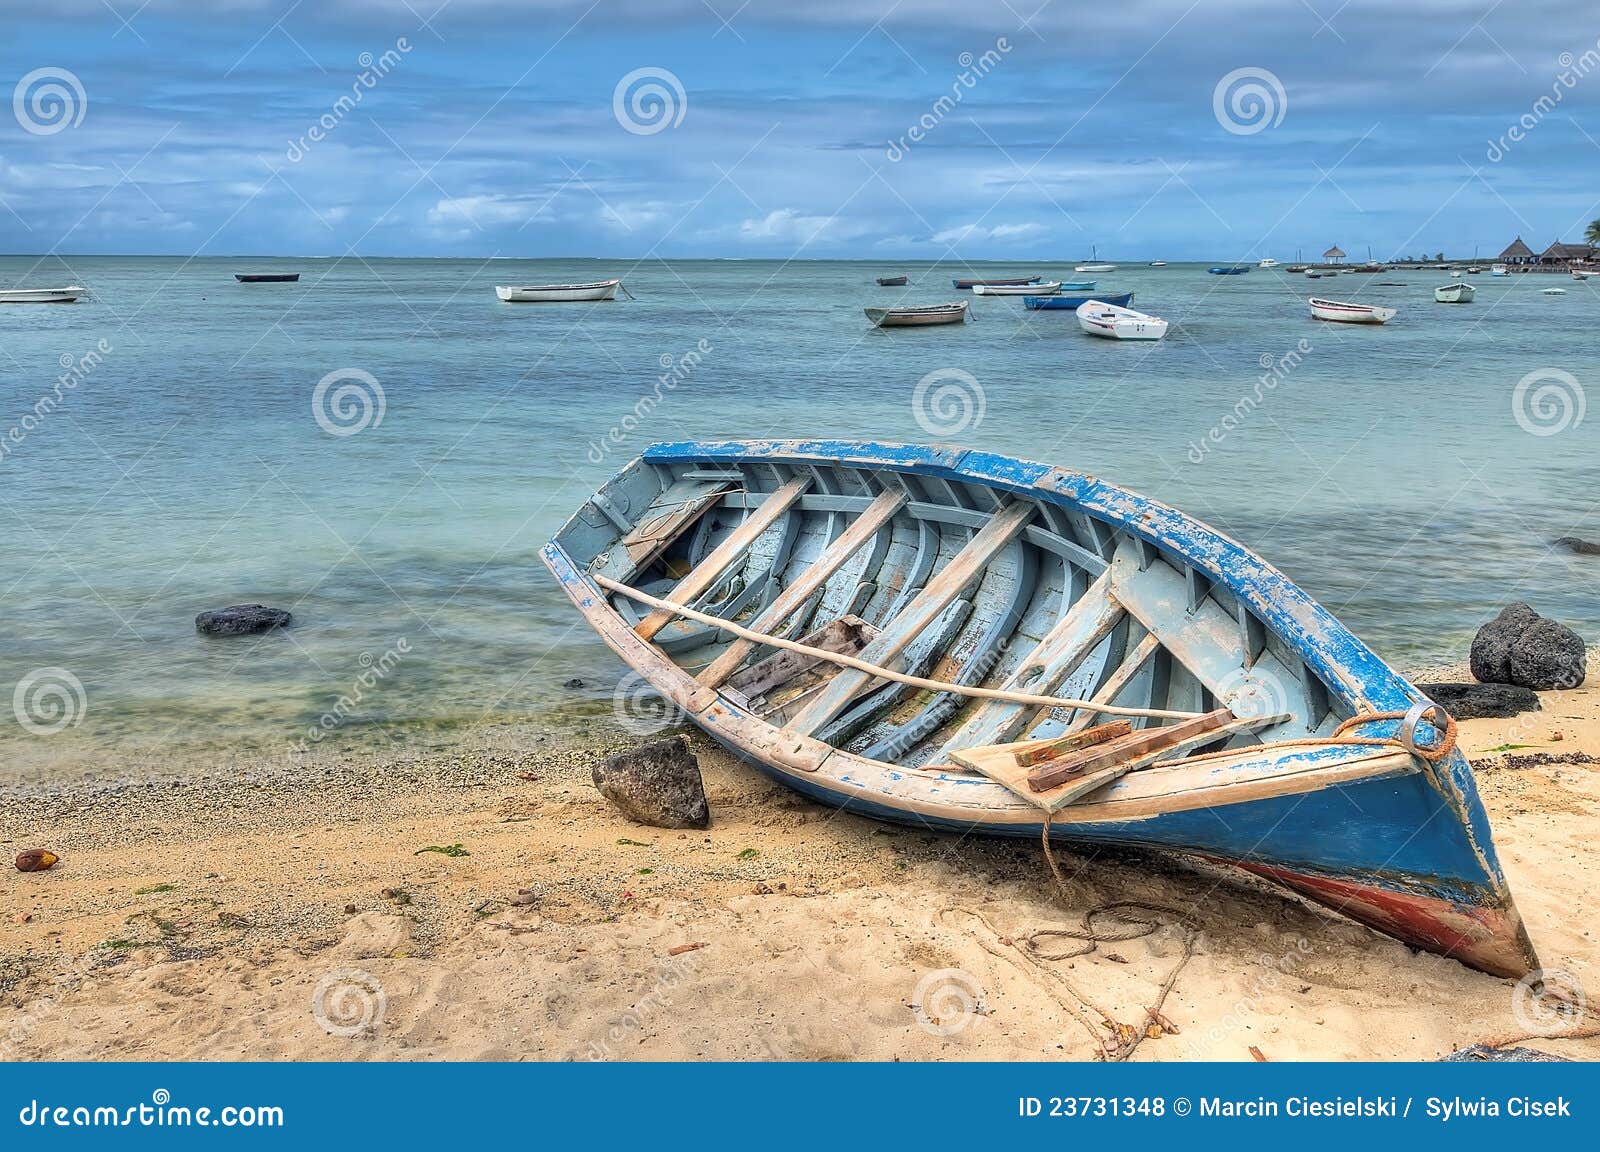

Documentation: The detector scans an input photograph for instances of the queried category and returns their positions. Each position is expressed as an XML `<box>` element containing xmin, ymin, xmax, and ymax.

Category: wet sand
<box><xmin>3</xmin><ymin>685</ymin><xmax>1598</xmax><ymax>1062</ymax></box>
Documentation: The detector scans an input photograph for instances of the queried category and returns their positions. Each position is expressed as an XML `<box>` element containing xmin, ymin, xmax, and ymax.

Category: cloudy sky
<box><xmin>3</xmin><ymin>0</ymin><xmax>1598</xmax><ymax>259</ymax></box>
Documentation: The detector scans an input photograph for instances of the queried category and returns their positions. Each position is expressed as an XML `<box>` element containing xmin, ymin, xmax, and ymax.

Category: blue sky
<box><xmin>3</xmin><ymin>0</ymin><xmax>1599</xmax><ymax>259</ymax></box>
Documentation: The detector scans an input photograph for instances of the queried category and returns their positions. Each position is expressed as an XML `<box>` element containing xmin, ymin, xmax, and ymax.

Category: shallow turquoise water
<box><xmin>2</xmin><ymin>255</ymin><xmax>1595</xmax><ymax>773</ymax></box>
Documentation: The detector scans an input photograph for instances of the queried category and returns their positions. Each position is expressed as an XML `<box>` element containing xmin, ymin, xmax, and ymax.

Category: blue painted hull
<box><xmin>1024</xmin><ymin>292</ymin><xmax>1134</xmax><ymax>310</ymax></box>
<box><xmin>546</xmin><ymin>438</ymin><xmax>1538</xmax><ymax>977</ymax></box>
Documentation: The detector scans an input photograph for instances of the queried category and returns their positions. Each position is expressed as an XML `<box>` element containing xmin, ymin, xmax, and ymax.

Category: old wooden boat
<box><xmin>0</xmin><ymin>286</ymin><xmax>83</xmax><ymax>303</ymax></box>
<box><xmin>876</xmin><ymin>275</ymin><xmax>908</xmax><ymax>286</ymax></box>
<box><xmin>234</xmin><ymin>273</ymin><xmax>300</xmax><ymax>283</ymax></box>
<box><xmin>544</xmin><ymin>440</ymin><xmax>1537</xmax><ymax>977</ymax></box>
<box><xmin>1058</xmin><ymin>280</ymin><xmax>1097</xmax><ymax>291</ymax></box>
<box><xmin>864</xmin><ymin>301</ymin><xmax>968</xmax><ymax>327</ymax></box>
<box><xmin>973</xmin><ymin>281</ymin><xmax>1060</xmax><ymax>296</ymax></box>
<box><xmin>951</xmin><ymin>276</ymin><xmax>1039</xmax><ymax>289</ymax></box>
<box><xmin>496</xmin><ymin>279</ymin><xmax>622</xmax><ymax>302</ymax></box>
<box><xmin>1077</xmin><ymin>300</ymin><xmax>1168</xmax><ymax>340</ymax></box>
<box><xmin>1434</xmin><ymin>283</ymin><xmax>1475</xmax><ymax>304</ymax></box>
<box><xmin>1308</xmin><ymin>297</ymin><xmax>1395</xmax><ymax>324</ymax></box>
<box><xmin>1024</xmin><ymin>291</ymin><xmax>1134</xmax><ymax>310</ymax></box>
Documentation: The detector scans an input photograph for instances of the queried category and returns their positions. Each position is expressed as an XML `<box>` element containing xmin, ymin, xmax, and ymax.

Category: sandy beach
<box><xmin>4</xmin><ymin>671</ymin><xmax>1597</xmax><ymax>1063</ymax></box>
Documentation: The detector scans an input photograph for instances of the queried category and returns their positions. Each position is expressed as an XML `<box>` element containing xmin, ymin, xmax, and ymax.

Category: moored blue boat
<box><xmin>1059</xmin><ymin>280</ymin><xmax>1097</xmax><ymax>291</ymax></box>
<box><xmin>1208</xmin><ymin>265</ymin><xmax>1252</xmax><ymax>275</ymax></box>
<box><xmin>1024</xmin><ymin>291</ymin><xmax>1134</xmax><ymax>310</ymax></box>
<box><xmin>543</xmin><ymin>439</ymin><xmax>1538</xmax><ymax>978</ymax></box>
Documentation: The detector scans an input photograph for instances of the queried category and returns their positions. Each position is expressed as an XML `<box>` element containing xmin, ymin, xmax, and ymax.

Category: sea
<box><xmin>2</xmin><ymin>255</ymin><xmax>1594</xmax><ymax>779</ymax></box>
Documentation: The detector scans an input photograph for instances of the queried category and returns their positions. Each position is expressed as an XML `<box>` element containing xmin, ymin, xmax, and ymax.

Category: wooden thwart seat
<box><xmin>950</xmin><ymin>708</ymin><xmax>1291</xmax><ymax>812</ymax></box>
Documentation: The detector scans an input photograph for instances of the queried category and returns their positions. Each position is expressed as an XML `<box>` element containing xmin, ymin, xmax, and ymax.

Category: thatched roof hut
<box><xmin>1322</xmin><ymin>245</ymin><xmax>1346</xmax><ymax>262</ymax></box>
<box><xmin>1497</xmin><ymin>236</ymin><xmax>1536</xmax><ymax>263</ymax></box>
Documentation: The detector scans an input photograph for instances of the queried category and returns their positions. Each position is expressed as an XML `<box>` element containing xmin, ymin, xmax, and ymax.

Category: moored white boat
<box><xmin>1258</xmin><ymin>258</ymin><xmax>1280</xmax><ymax>268</ymax></box>
<box><xmin>1308</xmin><ymin>297</ymin><xmax>1396</xmax><ymax>324</ymax></box>
<box><xmin>1490</xmin><ymin>264</ymin><xmax>1509</xmax><ymax>277</ymax></box>
<box><xmin>1148</xmin><ymin>261</ymin><xmax>1168</xmax><ymax>267</ymax></box>
<box><xmin>1543</xmin><ymin>287</ymin><xmax>1567</xmax><ymax>296</ymax></box>
<box><xmin>864</xmin><ymin>301</ymin><xmax>969</xmax><ymax>328</ymax></box>
<box><xmin>1076</xmin><ymin>300</ymin><xmax>1169</xmax><ymax>340</ymax></box>
<box><xmin>0</xmin><ymin>286</ymin><xmax>84</xmax><ymax>304</ymax></box>
<box><xmin>1433</xmin><ymin>283</ymin><xmax>1474</xmax><ymax>303</ymax></box>
<box><xmin>1571</xmin><ymin>268</ymin><xmax>1595</xmax><ymax>280</ymax></box>
<box><xmin>1075</xmin><ymin>263</ymin><xmax>1116</xmax><ymax>273</ymax></box>
<box><xmin>495</xmin><ymin>279</ymin><xmax>623</xmax><ymax>302</ymax></box>
<box><xmin>973</xmin><ymin>281</ymin><xmax>1061</xmax><ymax>296</ymax></box>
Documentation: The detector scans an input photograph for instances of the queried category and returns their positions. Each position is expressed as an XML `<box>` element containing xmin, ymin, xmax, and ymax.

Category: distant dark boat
<box><xmin>235</xmin><ymin>273</ymin><xmax>300</xmax><ymax>283</ymax></box>
<box><xmin>1023</xmin><ymin>291</ymin><xmax>1134</xmax><ymax>310</ymax></box>
<box><xmin>876</xmin><ymin>275</ymin><xmax>908</xmax><ymax>287</ymax></box>
<box><xmin>1207</xmin><ymin>265</ymin><xmax>1251</xmax><ymax>275</ymax></box>
<box><xmin>952</xmin><ymin>276</ymin><xmax>1041</xmax><ymax>289</ymax></box>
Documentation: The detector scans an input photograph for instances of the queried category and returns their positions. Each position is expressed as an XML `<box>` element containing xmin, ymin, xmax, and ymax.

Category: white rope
<box><xmin>591</xmin><ymin>573</ymin><xmax>1204</xmax><ymax>721</ymax></box>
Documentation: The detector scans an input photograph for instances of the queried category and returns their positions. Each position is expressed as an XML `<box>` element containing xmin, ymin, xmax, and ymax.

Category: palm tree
<box><xmin>1586</xmin><ymin>218</ymin><xmax>1600</xmax><ymax>246</ymax></box>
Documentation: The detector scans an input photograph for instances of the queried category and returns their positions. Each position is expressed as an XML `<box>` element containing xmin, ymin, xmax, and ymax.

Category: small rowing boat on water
<box><xmin>1543</xmin><ymin>287</ymin><xmax>1568</xmax><ymax>296</ymax></box>
<box><xmin>876</xmin><ymin>275</ymin><xmax>908</xmax><ymax>287</ymax></box>
<box><xmin>1308</xmin><ymin>297</ymin><xmax>1396</xmax><ymax>324</ymax></box>
<box><xmin>544</xmin><ymin>439</ymin><xmax>1538</xmax><ymax>977</ymax></box>
<box><xmin>1571</xmin><ymin>269</ymin><xmax>1595</xmax><ymax>281</ymax></box>
<box><xmin>1208</xmin><ymin>265</ymin><xmax>1251</xmax><ymax>275</ymax></box>
<box><xmin>1148</xmin><ymin>261</ymin><xmax>1168</xmax><ymax>268</ymax></box>
<box><xmin>1059</xmin><ymin>280</ymin><xmax>1097</xmax><ymax>291</ymax></box>
<box><xmin>1434</xmin><ymin>283</ymin><xmax>1475</xmax><ymax>304</ymax></box>
<box><xmin>0</xmin><ymin>286</ymin><xmax>83</xmax><ymax>304</ymax></box>
<box><xmin>864</xmin><ymin>301</ymin><xmax>969</xmax><ymax>327</ymax></box>
<box><xmin>951</xmin><ymin>276</ymin><xmax>1039</xmax><ymax>289</ymax></box>
<box><xmin>973</xmin><ymin>281</ymin><xmax>1061</xmax><ymax>296</ymax></box>
<box><xmin>1077</xmin><ymin>301</ymin><xmax>1168</xmax><ymax>340</ymax></box>
<box><xmin>497</xmin><ymin>279</ymin><xmax>624</xmax><ymax>302</ymax></box>
<box><xmin>235</xmin><ymin>273</ymin><xmax>300</xmax><ymax>283</ymax></box>
<box><xmin>1023</xmin><ymin>291</ymin><xmax>1134</xmax><ymax>310</ymax></box>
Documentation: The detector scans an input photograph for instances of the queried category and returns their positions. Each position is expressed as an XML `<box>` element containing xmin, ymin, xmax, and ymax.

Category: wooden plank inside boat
<box><xmin>590</xmin><ymin>477</ymin><xmax>736</xmax><ymax>586</ymax></box>
<box><xmin>1027</xmin><ymin>707</ymin><xmax>1235</xmax><ymax>791</ymax></box>
<box><xmin>634</xmin><ymin>476</ymin><xmax>811</xmax><ymax>641</ymax></box>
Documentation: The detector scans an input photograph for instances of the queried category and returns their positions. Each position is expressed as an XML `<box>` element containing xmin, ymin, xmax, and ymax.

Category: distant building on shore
<box><xmin>1540</xmin><ymin>240</ymin><xmax>1596</xmax><ymax>267</ymax></box>
<box><xmin>1496</xmin><ymin>236</ymin><xmax>1537</xmax><ymax>266</ymax></box>
<box><xmin>1322</xmin><ymin>245</ymin><xmax>1346</xmax><ymax>264</ymax></box>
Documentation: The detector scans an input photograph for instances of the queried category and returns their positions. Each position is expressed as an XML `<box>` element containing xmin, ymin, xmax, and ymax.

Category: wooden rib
<box><xmin>785</xmin><ymin>500</ymin><xmax>1037</xmax><ymax>737</ymax></box>
<box><xmin>1028</xmin><ymin>707</ymin><xmax>1234</xmax><ymax>791</ymax></box>
<box><xmin>634</xmin><ymin>477</ymin><xmax>811</xmax><ymax>641</ymax></box>
<box><xmin>695</xmin><ymin>488</ymin><xmax>908</xmax><ymax>688</ymax></box>
<box><xmin>593</xmin><ymin>573</ymin><xmax>1202</xmax><ymax>720</ymax></box>
<box><xmin>1064</xmin><ymin>632</ymin><xmax>1163</xmax><ymax>734</ymax></box>
<box><xmin>937</xmin><ymin>568</ymin><xmax>1123</xmax><ymax>755</ymax></box>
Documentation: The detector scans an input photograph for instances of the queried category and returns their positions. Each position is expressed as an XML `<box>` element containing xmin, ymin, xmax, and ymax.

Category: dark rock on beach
<box><xmin>1469</xmin><ymin>603</ymin><xmax>1586</xmax><ymax>691</ymax></box>
<box><xmin>195</xmin><ymin>605</ymin><xmax>292</xmax><ymax>636</ymax></box>
<box><xmin>1554</xmin><ymin>536</ymin><xmax>1600</xmax><ymax>556</ymax></box>
<box><xmin>1417</xmin><ymin>682</ymin><xmax>1540</xmax><ymax>720</ymax></box>
<box><xmin>1442</xmin><ymin>1044</ymin><xmax>1570</xmax><ymax>1063</ymax></box>
<box><xmin>592</xmin><ymin>736</ymin><xmax>710</xmax><ymax>830</ymax></box>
